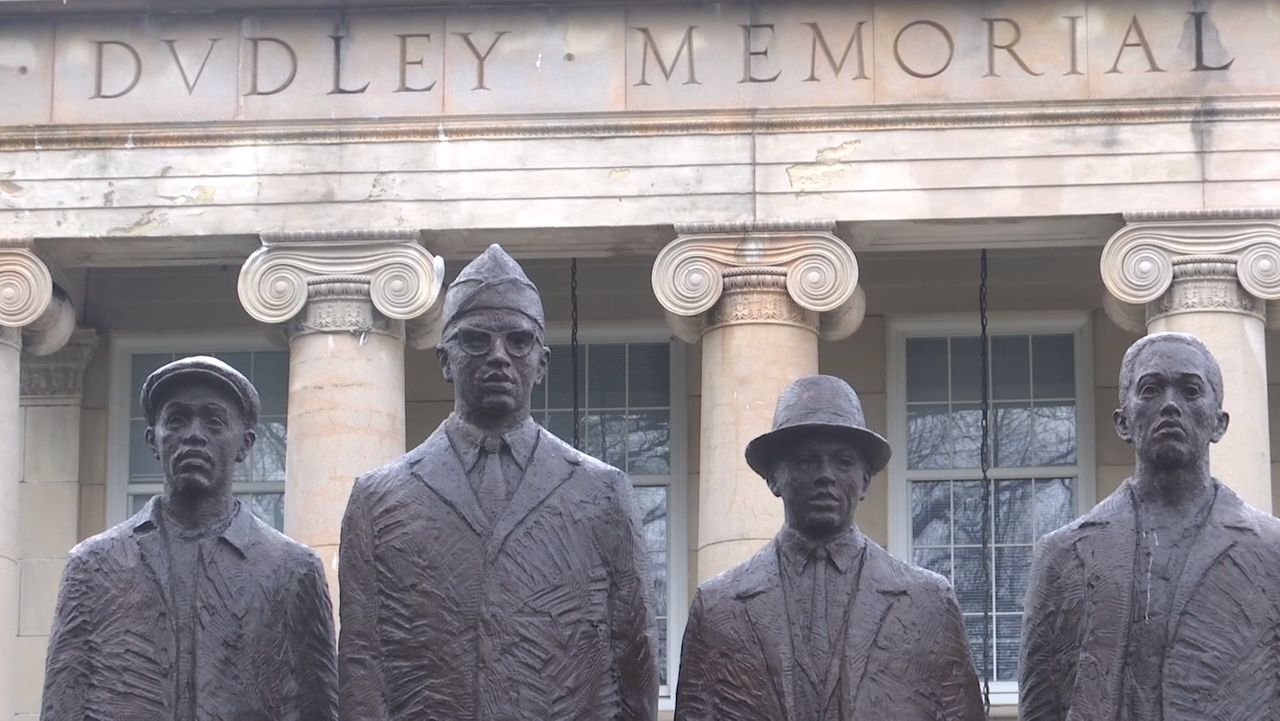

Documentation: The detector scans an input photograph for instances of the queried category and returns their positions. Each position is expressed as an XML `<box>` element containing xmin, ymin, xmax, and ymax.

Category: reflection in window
<box><xmin>125</xmin><ymin>351</ymin><xmax>289</xmax><ymax>531</ymax></box>
<box><xmin>905</xmin><ymin>334</ymin><xmax>1079</xmax><ymax>683</ymax></box>
<box><xmin>533</xmin><ymin>342</ymin><xmax>675</xmax><ymax>690</ymax></box>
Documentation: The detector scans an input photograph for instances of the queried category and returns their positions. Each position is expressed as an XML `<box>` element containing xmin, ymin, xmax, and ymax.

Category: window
<box><xmin>888</xmin><ymin>315</ymin><xmax>1093</xmax><ymax>704</ymax></box>
<box><xmin>110</xmin><ymin>336</ymin><xmax>290</xmax><ymax>530</ymax></box>
<box><xmin>531</xmin><ymin>333</ymin><xmax>687</xmax><ymax>702</ymax></box>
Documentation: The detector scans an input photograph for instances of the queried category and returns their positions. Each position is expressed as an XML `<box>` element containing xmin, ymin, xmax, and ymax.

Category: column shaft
<box><xmin>0</xmin><ymin>331</ymin><xmax>20</xmax><ymax>721</ymax></box>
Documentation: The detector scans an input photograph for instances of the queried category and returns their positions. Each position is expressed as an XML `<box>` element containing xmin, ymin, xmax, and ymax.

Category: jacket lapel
<box><xmin>130</xmin><ymin>498</ymin><xmax>174</xmax><ymax>611</ymax></box>
<box><xmin>410</xmin><ymin>429</ymin><xmax>488</xmax><ymax>537</ymax></box>
<box><xmin>1066</xmin><ymin>484</ymin><xmax>1137</xmax><ymax>721</ymax></box>
<box><xmin>841</xmin><ymin>544</ymin><xmax>902</xmax><ymax>716</ymax></box>
<box><xmin>736</xmin><ymin>544</ymin><xmax>796</xmax><ymax>721</ymax></box>
<box><xmin>486</xmin><ymin>429</ymin><xmax>576</xmax><ymax>564</ymax></box>
<box><xmin>1167</xmin><ymin>482</ymin><xmax>1256</xmax><ymax>640</ymax></box>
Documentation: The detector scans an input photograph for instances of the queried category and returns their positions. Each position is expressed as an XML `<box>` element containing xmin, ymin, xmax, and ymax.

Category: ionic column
<box><xmin>0</xmin><ymin>239</ymin><xmax>55</xmax><ymax>721</ymax></box>
<box><xmin>1101</xmin><ymin>209</ymin><xmax>1280</xmax><ymax>512</ymax></box>
<box><xmin>238</xmin><ymin>230</ymin><xmax>445</xmax><ymax>596</ymax></box>
<box><xmin>652</xmin><ymin>221</ymin><xmax>865</xmax><ymax>582</ymax></box>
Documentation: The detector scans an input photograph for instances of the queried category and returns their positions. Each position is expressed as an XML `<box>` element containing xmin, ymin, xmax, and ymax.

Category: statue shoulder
<box><xmin>66</xmin><ymin>519</ymin><xmax>135</xmax><ymax>565</ymax></box>
<box><xmin>695</xmin><ymin>542</ymin><xmax>779</xmax><ymax>606</ymax></box>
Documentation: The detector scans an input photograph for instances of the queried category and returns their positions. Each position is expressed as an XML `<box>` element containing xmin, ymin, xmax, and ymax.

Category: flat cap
<box><xmin>442</xmin><ymin>244</ymin><xmax>545</xmax><ymax>332</ymax></box>
<box><xmin>141</xmin><ymin>355</ymin><xmax>261</xmax><ymax>428</ymax></box>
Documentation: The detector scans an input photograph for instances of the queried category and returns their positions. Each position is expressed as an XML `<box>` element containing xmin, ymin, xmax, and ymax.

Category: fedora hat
<box><xmin>745</xmin><ymin>375</ymin><xmax>891</xmax><ymax>479</ymax></box>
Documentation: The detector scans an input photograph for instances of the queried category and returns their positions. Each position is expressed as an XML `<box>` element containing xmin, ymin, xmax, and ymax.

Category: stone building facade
<box><xmin>4</xmin><ymin>0</ymin><xmax>1280</xmax><ymax>717</ymax></box>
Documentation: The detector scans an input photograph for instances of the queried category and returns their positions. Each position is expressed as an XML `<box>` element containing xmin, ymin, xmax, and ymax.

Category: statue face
<box><xmin>439</xmin><ymin>308</ymin><xmax>549</xmax><ymax>429</ymax></box>
<box><xmin>768</xmin><ymin>433</ymin><xmax>869</xmax><ymax>540</ymax></box>
<box><xmin>1114</xmin><ymin>340</ymin><xmax>1228</xmax><ymax>470</ymax></box>
<box><xmin>147</xmin><ymin>379</ymin><xmax>255</xmax><ymax>499</ymax></box>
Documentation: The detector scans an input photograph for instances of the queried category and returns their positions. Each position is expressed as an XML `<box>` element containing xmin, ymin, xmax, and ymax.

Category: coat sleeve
<box><xmin>673</xmin><ymin>590</ymin><xmax>711</xmax><ymax>721</ymax></box>
<box><xmin>338</xmin><ymin>476</ymin><xmax>390</xmax><ymax>721</ymax></box>
<box><xmin>933</xmin><ymin>582</ymin><xmax>986</xmax><ymax>721</ymax></box>
<box><xmin>291</xmin><ymin>552</ymin><xmax>339</xmax><ymax>721</ymax></box>
<box><xmin>601</xmin><ymin>469</ymin><xmax>660</xmax><ymax>721</ymax></box>
<box><xmin>1018</xmin><ymin>537</ymin><xmax>1065</xmax><ymax>721</ymax></box>
<box><xmin>41</xmin><ymin>549</ymin><xmax>95</xmax><ymax>721</ymax></box>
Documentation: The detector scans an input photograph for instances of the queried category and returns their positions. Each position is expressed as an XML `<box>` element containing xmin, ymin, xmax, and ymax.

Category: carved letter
<box><xmin>983</xmin><ymin>18</ymin><xmax>1042</xmax><ymax>77</ymax></box>
<box><xmin>893</xmin><ymin>20</ymin><xmax>954</xmax><ymax>79</ymax></box>
<box><xmin>396</xmin><ymin>33</ymin><xmax>437</xmax><ymax>92</ymax></box>
<box><xmin>245</xmin><ymin>37</ymin><xmax>298</xmax><ymax>95</ymax></box>
<box><xmin>1191</xmin><ymin>11</ymin><xmax>1235</xmax><ymax>72</ymax></box>
<box><xmin>162</xmin><ymin>38</ymin><xmax>221</xmax><ymax>95</ymax></box>
<box><xmin>329</xmin><ymin>34</ymin><xmax>370</xmax><ymax>95</ymax></box>
<box><xmin>804</xmin><ymin>21</ymin><xmax>869</xmax><ymax>82</ymax></box>
<box><xmin>739</xmin><ymin>24</ymin><xmax>780</xmax><ymax>84</ymax></box>
<box><xmin>454</xmin><ymin>31</ymin><xmax>508</xmax><ymax>91</ymax></box>
<box><xmin>633</xmin><ymin>26</ymin><xmax>700</xmax><ymax>86</ymax></box>
<box><xmin>90</xmin><ymin>40</ymin><xmax>141</xmax><ymax>99</ymax></box>
<box><xmin>1106</xmin><ymin>16</ymin><xmax>1164</xmax><ymax>74</ymax></box>
<box><xmin>1064</xmin><ymin>16</ymin><xmax>1084</xmax><ymax>76</ymax></box>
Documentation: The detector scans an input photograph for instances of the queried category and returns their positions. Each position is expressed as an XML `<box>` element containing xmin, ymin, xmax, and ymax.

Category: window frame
<box><xmin>541</xmin><ymin>320</ymin><xmax>690</xmax><ymax>708</ymax></box>
<box><xmin>106</xmin><ymin>329</ymin><xmax>290</xmax><ymax>527</ymax></box>
<box><xmin>885</xmin><ymin>312</ymin><xmax>1095</xmax><ymax>706</ymax></box>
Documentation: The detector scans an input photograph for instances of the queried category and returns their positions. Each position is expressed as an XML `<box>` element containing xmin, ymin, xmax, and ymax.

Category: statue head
<box><xmin>746</xmin><ymin>375</ymin><xmax>892</xmax><ymax>541</ymax></box>
<box><xmin>141</xmin><ymin>356</ymin><xmax>259</xmax><ymax>502</ymax></box>
<box><xmin>436</xmin><ymin>244</ymin><xmax>549</xmax><ymax>432</ymax></box>
<box><xmin>1114</xmin><ymin>332</ymin><xmax>1229</xmax><ymax>472</ymax></box>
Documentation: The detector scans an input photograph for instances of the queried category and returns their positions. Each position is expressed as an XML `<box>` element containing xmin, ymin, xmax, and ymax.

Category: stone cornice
<box><xmin>0</xmin><ymin>239</ymin><xmax>53</xmax><ymax>329</ymax></box>
<box><xmin>1100</xmin><ymin>210</ymin><xmax>1280</xmax><ymax>306</ymax></box>
<box><xmin>20</xmin><ymin>328</ymin><xmax>99</xmax><ymax>400</ymax></box>
<box><xmin>238</xmin><ymin>230</ymin><xmax>446</xmax><ymax>327</ymax></box>
<box><xmin>652</xmin><ymin>220</ymin><xmax>863</xmax><ymax>342</ymax></box>
<box><xmin>7</xmin><ymin>99</ymin><xmax>1280</xmax><ymax>151</ymax></box>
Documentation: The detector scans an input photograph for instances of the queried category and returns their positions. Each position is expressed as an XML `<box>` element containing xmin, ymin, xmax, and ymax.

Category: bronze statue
<box><xmin>1020</xmin><ymin>332</ymin><xmax>1280</xmax><ymax>721</ymax></box>
<box><xmin>338</xmin><ymin>244</ymin><xmax>658</xmax><ymax>720</ymax></box>
<box><xmin>675</xmin><ymin>375</ymin><xmax>985</xmax><ymax>721</ymax></box>
<box><xmin>41</xmin><ymin>355</ymin><xmax>338</xmax><ymax>721</ymax></box>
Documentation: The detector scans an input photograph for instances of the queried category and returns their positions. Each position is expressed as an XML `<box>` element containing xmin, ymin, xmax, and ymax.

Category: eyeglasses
<box><xmin>448</xmin><ymin>328</ymin><xmax>541</xmax><ymax>358</ymax></box>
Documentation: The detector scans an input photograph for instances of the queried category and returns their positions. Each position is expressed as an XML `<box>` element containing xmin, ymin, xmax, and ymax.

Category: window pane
<box><xmin>953</xmin><ymin>547</ymin><xmax>987</xmax><ymax>613</ymax></box>
<box><xmin>992</xmin><ymin>335</ymin><xmax>1030</xmax><ymax>401</ymax></box>
<box><xmin>544</xmin><ymin>410</ymin><xmax>577</xmax><ymax>446</ymax></box>
<box><xmin>993</xmin><ymin>402</ymin><xmax>1034</xmax><ymax>468</ymax></box>
<box><xmin>630</xmin><ymin>484</ymin><xmax>669</xmax><ymax>688</ymax></box>
<box><xmin>129</xmin><ymin>420</ymin><xmax>162</xmax><ymax>481</ymax></box>
<box><xmin>129</xmin><ymin>493</ymin><xmax>153</xmax><ymax>516</ymax></box>
<box><xmin>1034</xmin><ymin>478</ymin><xmax>1074</xmax><ymax>537</ymax></box>
<box><xmin>1033</xmin><ymin>334</ymin><xmax>1075</xmax><ymax>398</ymax></box>
<box><xmin>994</xmin><ymin>479</ymin><xmax>1033</xmax><ymax>545</ymax></box>
<box><xmin>584</xmin><ymin>412</ymin><xmax>628</xmax><ymax>469</ymax></box>
<box><xmin>952</xmin><ymin>481</ymin><xmax>986</xmax><ymax>546</ymax></box>
<box><xmin>950</xmin><ymin>404</ymin><xmax>982</xmax><ymax>469</ymax></box>
<box><xmin>912</xmin><ymin>547</ymin><xmax>951</xmax><ymax>577</ymax></box>
<box><xmin>911</xmin><ymin>481</ymin><xmax>951</xmax><ymax>547</ymax></box>
<box><xmin>546</xmin><ymin>344</ymin><xmax>584</xmax><ymax>410</ymax></box>
<box><xmin>964</xmin><ymin>615</ymin><xmax>989</xmax><ymax>679</ymax></box>
<box><xmin>995</xmin><ymin>546</ymin><xmax>1032</xmax><ymax>613</ymax></box>
<box><xmin>627</xmin><ymin>411</ymin><xmax>670</xmax><ymax>475</ymax></box>
<box><xmin>251</xmin><ymin>420</ymin><xmax>288</xmax><ymax>483</ymax></box>
<box><xmin>996</xmin><ymin>615</ymin><xmax>1023</xmax><ymax>681</ymax></box>
<box><xmin>949</xmin><ymin>337</ymin><xmax>982</xmax><ymax>403</ymax></box>
<box><xmin>255</xmin><ymin>352</ymin><xmax>289</xmax><ymax>415</ymax></box>
<box><xmin>628</xmin><ymin>344</ymin><xmax>670</xmax><ymax>408</ymax></box>
<box><xmin>587</xmin><ymin>344</ymin><xmax>627</xmax><ymax>408</ymax></box>
<box><xmin>907</xmin><ymin>404</ymin><xmax>950</xmax><ymax>470</ymax></box>
<box><xmin>906</xmin><ymin>338</ymin><xmax>948</xmax><ymax>402</ymax></box>
<box><xmin>215</xmin><ymin>352</ymin><xmax>252</xmax><ymax>378</ymax></box>
<box><xmin>237</xmin><ymin>492</ymin><xmax>285</xmax><ymax>531</ymax></box>
<box><xmin>1030</xmin><ymin>403</ymin><xmax>1077</xmax><ymax>466</ymax></box>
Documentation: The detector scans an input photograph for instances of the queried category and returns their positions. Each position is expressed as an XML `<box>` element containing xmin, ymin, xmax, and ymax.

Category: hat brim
<box><xmin>745</xmin><ymin>423</ymin><xmax>892</xmax><ymax>480</ymax></box>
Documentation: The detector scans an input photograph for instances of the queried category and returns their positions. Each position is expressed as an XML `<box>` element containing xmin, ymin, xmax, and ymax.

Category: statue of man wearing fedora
<box><xmin>41</xmin><ymin>356</ymin><xmax>338</xmax><ymax>721</ymax></box>
<box><xmin>339</xmin><ymin>244</ymin><xmax>658</xmax><ymax>720</ymax></box>
<box><xmin>675</xmin><ymin>375</ymin><xmax>984</xmax><ymax>721</ymax></box>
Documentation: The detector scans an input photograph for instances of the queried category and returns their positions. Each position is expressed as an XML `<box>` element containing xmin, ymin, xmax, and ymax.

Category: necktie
<box><xmin>809</xmin><ymin>546</ymin><xmax>832</xmax><ymax>675</ymax></box>
<box><xmin>477</xmin><ymin>437</ymin><xmax>508</xmax><ymax>523</ymax></box>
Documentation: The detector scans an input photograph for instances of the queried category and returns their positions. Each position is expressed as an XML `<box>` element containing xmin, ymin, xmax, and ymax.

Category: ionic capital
<box><xmin>651</xmin><ymin>221</ymin><xmax>864</xmax><ymax>343</ymax></box>
<box><xmin>20</xmin><ymin>328</ymin><xmax>99</xmax><ymax>401</ymax></box>
<box><xmin>238</xmin><ymin>230</ymin><xmax>445</xmax><ymax>340</ymax></box>
<box><xmin>0</xmin><ymin>239</ymin><xmax>53</xmax><ymax>332</ymax></box>
<box><xmin>1101</xmin><ymin>209</ymin><xmax>1280</xmax><ymax>328</ymax></box>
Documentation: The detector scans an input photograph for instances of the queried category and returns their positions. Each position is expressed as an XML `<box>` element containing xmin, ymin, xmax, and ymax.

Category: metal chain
<box><xmin>570</xmin><ymin>258</ymin><xmax>581</xmax><ymax>450</ymax></box>
<box><xmin>979</xmin><ymin>249</ymin><xmax>993</xmax><ymax>714</ymax></box>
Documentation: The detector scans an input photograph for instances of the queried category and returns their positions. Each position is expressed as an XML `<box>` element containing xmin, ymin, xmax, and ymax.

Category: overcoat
<box><xmin>338</xmin><ymin>420</ymin><xmax>659</xmax><ymax>721</ymax></box>
<box><xmin>674</xmin><ymin>530</ymin><xmax>985</xmax><ymax>721</ymax></box>
<box><xmin>40</xmin><ymin>497</ymin><xmax>338</xmax><ymax>721</ymax></box>
<box><xmin>1019</xmin><ymin>480</ymin><xmax>1280</xmax><ymax>721</ymax></box>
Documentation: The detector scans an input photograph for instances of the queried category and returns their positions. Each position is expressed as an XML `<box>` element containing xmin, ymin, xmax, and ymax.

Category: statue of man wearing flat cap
<box><xmin>339</xmin><ymin>244</ymin><xmax>658</xmax><ymax>721</ymax></box>
<box><xmin>1020</xmin><ymin>332</ymin><xmax>1280</xmax><ymax>721</ymax></box>
<box><xmin>41</xmin><ymin>356</ymin><xmax>338</xmax><ymax>721</ymax></box>
<box><xmin>675</xmin><ymin>375</ymin><xmax>984</xmax><ymax>721</ymax></box>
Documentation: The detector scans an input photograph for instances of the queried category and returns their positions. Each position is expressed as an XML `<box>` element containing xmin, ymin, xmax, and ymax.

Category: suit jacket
<box><xmin>675</xmin><ymin>530</ymin><xmax>985</xmax><ymax>721</ymax></box>
<box><xmin>338</xmin><ymin>419</ymin><xmax>659</xmax><ymax>721</ymax></box>
<box><xmin>1019</xmin><ymin>480</ymin><xmax>1280</xmax><ymax>721</ymax></box>
<box><xmin>41</xmin><ymin>497</ymin><xmax>338</xmax><ymax>721</ymax></box>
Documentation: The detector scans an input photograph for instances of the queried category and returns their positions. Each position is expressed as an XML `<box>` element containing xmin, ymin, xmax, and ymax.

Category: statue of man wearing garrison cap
<box><xmin>675</xmin><ymin>375</ymin><xmax>984</xmax><ymax>721</ymax></box>
<box><xmin>339</xmin><ymin>244</ymin><xmax>659</xmax><ymax>720</ymax></box>
<box><xmin>41</xmin><ymin>356</ymin><xmax>338</xmax><ymax>721</ymax></box>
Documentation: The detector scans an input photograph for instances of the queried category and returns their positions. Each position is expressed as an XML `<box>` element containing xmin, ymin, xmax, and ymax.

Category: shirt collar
<box><xmin>445</xmin><ymin>413</ymin><xmax>540</xmax><ymax>472</ymax></box>
<box><xmin>778</xmin><ymin>525</ymin><xmax>865</xmax><ymax>575</ymax></box>
<box><xmin>131</xmin><ymin>495</ymin><xmax>257</xmax><ymax>558</ymax></box>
